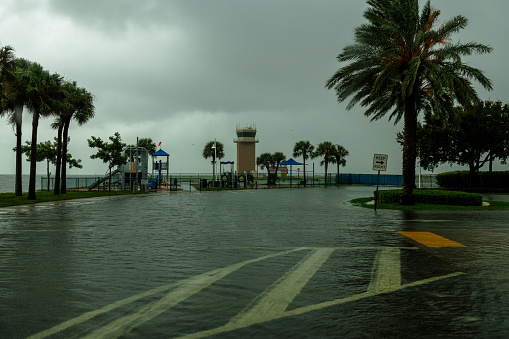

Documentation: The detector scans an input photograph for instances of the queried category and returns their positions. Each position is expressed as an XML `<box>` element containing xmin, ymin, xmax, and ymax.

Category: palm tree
<box><xmin>332</xmin><ymin>144</ymin><xmax>349</xmax><ymax>184</ymax></box>
<box><xmin>25</xmin><ymin>63</ymin><xmax>63</xmax><ymax>200</ymax></box>
<box><xmin>293</xmin><ymin>140</ymin><xmax>314</xmax><ymax>186</ymax></box>
<box><xmin>325</xmin><ymin>0</ymin><xmax>492</xmax><ymax>204</ymax></box>
<box><xmin>53</xmin><ymin>82</ymin><xmax>94</xmax><ymax>194</ymax></box>
<box><xmin>203</xmin><ymin>140</ymin><xmax>224</xmax><ymax>183</ymax></box>
<box><xmin>314</xmin><ymin>141</ymin><xmax>335</xmax><ymax>187</ymax></box>
<box><xmin>0</xmin><ymin>57</ymin><xmax>32</xmax><ymax>196</ymax></box>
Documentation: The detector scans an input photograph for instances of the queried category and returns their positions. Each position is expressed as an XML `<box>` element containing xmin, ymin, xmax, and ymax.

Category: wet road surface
<box><xmin>1</xmin><ymin>186</ymin><xmax>508</xmax><ymax>338</ymax></box>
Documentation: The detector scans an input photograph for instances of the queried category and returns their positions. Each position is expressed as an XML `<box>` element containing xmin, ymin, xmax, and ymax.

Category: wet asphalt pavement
<box><xmin>1</xmin><ymin>186</ymin><xmax>508</xmax><ymax>338</ymax></box>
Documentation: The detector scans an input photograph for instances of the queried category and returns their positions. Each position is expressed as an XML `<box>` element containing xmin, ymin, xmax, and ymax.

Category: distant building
<box><xmin>234</xmin><ymin>125</ymin><xmax>259</xmax><ymax>173</ymax></box>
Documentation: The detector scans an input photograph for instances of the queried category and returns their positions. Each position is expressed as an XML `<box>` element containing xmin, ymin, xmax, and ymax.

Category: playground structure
<box><xmin>151</xmin><ymin>148</ymin><xmax>170</xmax><ymax>189</ymax></box>
<box><xmin>87</xmin><ymin>146</ymin><xmax>149</xmax><ymax>191</ymax></box>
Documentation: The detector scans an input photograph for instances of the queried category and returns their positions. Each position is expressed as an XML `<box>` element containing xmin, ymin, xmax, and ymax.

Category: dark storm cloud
<box><xmin>41</xmin><ymin>0</ymin><xmax>369</xmax><ymax>116</ymax></box>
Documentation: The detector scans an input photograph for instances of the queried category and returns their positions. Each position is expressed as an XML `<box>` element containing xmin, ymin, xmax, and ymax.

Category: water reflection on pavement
<box><xmin>0</xmin><ymin>186</ymin><xmax>508</xmax><ymax>338</ymax></box>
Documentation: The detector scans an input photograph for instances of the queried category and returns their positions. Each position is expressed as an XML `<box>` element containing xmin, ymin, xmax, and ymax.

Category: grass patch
<box><xmin>350</xmin><ymin>197</ymin><xmax>509</xmax><ymax>211</ymax></box>
<box><xmin>0</xmin><ymin>190</ymin><xmax>138</xmax><ymax>208</ymax></box>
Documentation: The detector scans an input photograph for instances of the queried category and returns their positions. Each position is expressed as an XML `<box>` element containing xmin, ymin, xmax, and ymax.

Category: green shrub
<box><xmin>375</xmin><ymin>189</ymin><xmax>482</xmax><ymax>206</ymax></box>
<box><xmin>437</xmin><ymin>171</ymin><xmax>509</xmax><ymax>190</ymax></box>
<box><xmin>436</xmin><ymin>171</ymin><xmax>470</xmax><ymax>189</ymax></box>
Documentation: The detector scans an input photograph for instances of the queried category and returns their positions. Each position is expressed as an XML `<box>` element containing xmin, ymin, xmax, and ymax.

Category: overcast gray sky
<box><xmin>0</xmin><ymin>0</ymin><xmax>507</xmax><ymax>176</ymax></box>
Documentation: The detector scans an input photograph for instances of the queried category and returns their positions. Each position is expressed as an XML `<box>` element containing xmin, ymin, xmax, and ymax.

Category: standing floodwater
<box><xmin>1</xmin><ymin>187</ymin><xmax>508</xmax><ymax>338</ymax></box>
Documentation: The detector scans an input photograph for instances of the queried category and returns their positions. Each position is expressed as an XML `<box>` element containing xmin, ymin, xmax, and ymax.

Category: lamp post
<box><xmin>211</xmin><ymin>139</ymin><xmax>217</xmax><ymax>187</ymax></box>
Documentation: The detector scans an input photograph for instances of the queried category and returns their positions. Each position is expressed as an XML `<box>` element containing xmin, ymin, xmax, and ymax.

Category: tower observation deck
<box><xmin>233</xmin><ymin>125</ymin><xmax>259</xmax><ymax>174</ymax></box>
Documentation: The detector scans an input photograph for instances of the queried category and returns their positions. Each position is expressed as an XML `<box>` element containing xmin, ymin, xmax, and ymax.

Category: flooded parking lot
<box><xmin>1</xmin><ymin>186</ymin><xmax>508</xmax><ymax>338</ymax></box>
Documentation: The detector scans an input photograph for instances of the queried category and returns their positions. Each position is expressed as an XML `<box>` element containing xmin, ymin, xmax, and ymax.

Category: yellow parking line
<box><xmin>398</xmin><ymin>232</ymin><xmax>466</xmax><ymax>248</ymax></box>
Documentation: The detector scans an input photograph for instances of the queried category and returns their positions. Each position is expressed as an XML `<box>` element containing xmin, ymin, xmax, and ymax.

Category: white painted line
<box><xmin>227</xmin><ymin>248</ymin><xmax>334</xmax><ymax>327</ymax></box>
<box><xmin>285</xmin><ymin>272</ymin><xmax>465</xmax><ymax>317</ymax></box>
<box><xmin>368</xmin><ymin>248</ymin><xmax>401</xmax><ymax>293</ymax></box>
<box><xmin>27</xmin><ymin>248</ymin><xmax>306</xmax><ymax>339</ymax></box>
<box><xmin>180</xmin><ymin>272</ymin><xmax>465</xmax><ymax>339</ymax></box>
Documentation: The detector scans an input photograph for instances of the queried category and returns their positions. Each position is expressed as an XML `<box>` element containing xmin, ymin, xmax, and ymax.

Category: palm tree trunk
<box><xmin>303</xmin><ymin>159</ymin><xmax>307</xmax><ymax>186</ymax></box>
<box><xmin>54</xmin><ymin>122</ymin><xmax>63</xmax><ymax>195</ymax></box>
<box><xmin>336</xmin><ymin>162</ymin><xmax>340</xmax><ymax>185</ymax></box>
<box><xmin>324</xmin><ymin>161</ymin><xmax>328</xmax><ymax>188</ymax></box>
<box><xmin>15</xmin><ymin>120</ymin><xmax>23</xmax><ymax>196</ymax></box>
<box><xmin>401</xmin><ymin>97</ymin><xmax>417</xmax><ymax>205</ymax></box>
<box><xmin>61</xmin><ymin>119</ymin><xmax>71</xmax><ymax>194</ymax></box>
<box><xmin>46</xmin><ymin>159</ymin><xmax>51</xmax><ymax>191</ymax></box>
<box><xmin>28</xmin><ymin>111</ymin><xmax>40</xmax><ymax>200</ymax></box>
<box><xmin>14</xmin><ymin>104</ymin><xmax>23</xmax><ymax>196</ymax></box>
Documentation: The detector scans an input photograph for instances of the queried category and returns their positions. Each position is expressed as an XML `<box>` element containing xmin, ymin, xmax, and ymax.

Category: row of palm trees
<box><xmin>293</xmin><ymin>140</ymin><xmax>349</xmax><ymax>186</ymax></box>
<box><xmin>0</xmin><ymin>45</ymin><xmax>95</xmax><ymax>199</ymax></box>
<box><xmin>255</xmin><ymin>140</ymin><xmax>349</xmax><ymax>186</ymax></box>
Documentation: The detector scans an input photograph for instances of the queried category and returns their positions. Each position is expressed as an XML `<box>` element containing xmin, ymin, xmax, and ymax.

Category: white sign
<box><xmin>372</xmin><ymin>154</ymin><xmax>388</xmax><ymax>171</ymax></box>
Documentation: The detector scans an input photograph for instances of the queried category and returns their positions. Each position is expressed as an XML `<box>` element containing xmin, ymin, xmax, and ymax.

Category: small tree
<box><xmin>88</xmin><ymin>132</ymin><xmax>127</xmax><ymax>192</ymax></box>
<box><xmin>14</xmin><ymin>138</ymin><xmax>82</xmax><ymax>191</ymax></box>
<box><xmin>397</xmin><ymin>101</ymin><xmax>509</xmax><ymax>187</ymax></box>
<box><xmin>256</xmin><ymin>152</ymin><xmax>286</xmax><ymax>185</ymax></box>
<box><xmin>128</xmin><ymin>138</ymin><xmax>157</xmax><ymax>155</ymax></box>
<box><xmin>271</xmin><ymin>152</ymin><xmax>287</xmax><ymax>182</ymax></box>
<box><xmin>256</xmin><ymin>152</ymin><xmax>273</xmax><ymax>185</ymax></box>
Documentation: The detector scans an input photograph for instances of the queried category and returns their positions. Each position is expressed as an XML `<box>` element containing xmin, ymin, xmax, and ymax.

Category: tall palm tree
<box><xmin>53</xmin><ymin>82</ymin><xmax>94</xmax><ymax>194</ymax></box>
<box><xmin>325</xmin><ymin>0</ymin><xmax>492</xmax><ymax>204</ymax></box>
<box><xmin>314</xmin><ymin>141</ymin><xmax>335</xmax><ymax>187</ymax></box>
<box><xmin>0</xmin><ymin>57</ymin><xmax>32</xmax><ymax>196</ymax></box>
<box><xmin>293</xmin><ymin>140</ymin><xmax>314</xmax><ymax>186</ymax></box>
<box><xmin>332</xmin><ymin>144</ymin><xmax>349</xmax><ymax>184</ymax></box>
<box><xmin>25</xmin><ymin>63</ymin><xmax>63</xmax><ymax>200</ymax></box>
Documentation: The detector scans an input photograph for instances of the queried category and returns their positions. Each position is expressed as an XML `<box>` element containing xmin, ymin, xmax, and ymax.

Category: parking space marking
<box><xmin>180</xmin><ymin>248</ymin><xmax>463</xmax><ymax>339</ymax></box>
<box><xmin>28</xmin><ymin>248</ymin><xmax>306</xmax><ymax>339</ymax></box>
<box><xmin>28</xmin><ymin>246</ymin><xmax>464</xmax><ymax>339</ymax></box>
<box><xmin>226</xmin><ymin>248</ymin><xmax>334</xmax><ymax>328</ymax></box>
<box><xmin>399</xmin><ymin>231</ymin><xmax>467</xmax><ymax>248</ymax></box>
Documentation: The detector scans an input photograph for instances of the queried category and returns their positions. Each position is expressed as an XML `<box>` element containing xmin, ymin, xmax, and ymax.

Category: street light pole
<box><xmin>212</xmin><ymin>138</ymin><xmax>217</xmax><ymax>187</ymax></box>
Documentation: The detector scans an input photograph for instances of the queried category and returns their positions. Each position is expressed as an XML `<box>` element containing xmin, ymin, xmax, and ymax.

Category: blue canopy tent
<box><xmin>277</xmin><ymin>158</ymin><xmax>305</xmax><ymax>187</ymax></box>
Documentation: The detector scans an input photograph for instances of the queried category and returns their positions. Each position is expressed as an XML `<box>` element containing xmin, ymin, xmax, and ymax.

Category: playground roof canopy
<box><xmin>153</xmin><ymin>149</ymin><xmax>169</xmax><ymax>157</ymax></box>
<box><xmin>278</xmin><ymin>158</ymin><xmax>305</xmax><ymax>166</ymax></box>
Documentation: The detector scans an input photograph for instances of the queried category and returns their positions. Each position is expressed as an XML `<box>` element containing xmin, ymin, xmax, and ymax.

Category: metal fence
<box><xmin>41</xmin><ymin>173</ymin><xmax>438</xmax><ymax>192</ymax></box>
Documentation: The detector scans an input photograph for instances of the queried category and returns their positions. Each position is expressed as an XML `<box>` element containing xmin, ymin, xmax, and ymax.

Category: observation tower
<box><xmin>233</xmin><ymin>125</ymin><xmax>259</xmax><ymax>174</ymax></box>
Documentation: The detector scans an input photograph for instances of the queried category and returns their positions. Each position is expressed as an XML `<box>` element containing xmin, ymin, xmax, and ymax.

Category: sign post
<box><xmin>372</xmin><ymin>154</ymin><xmax>388</xmax><ymax>211</ymax></box>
